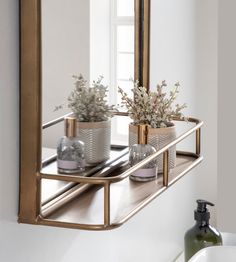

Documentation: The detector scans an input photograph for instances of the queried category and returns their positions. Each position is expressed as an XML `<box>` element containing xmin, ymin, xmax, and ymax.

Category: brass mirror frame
<box><xmin>19</xmin><ymin>0</ymin><xmax>151</xmax><ymax>226</ymax></box>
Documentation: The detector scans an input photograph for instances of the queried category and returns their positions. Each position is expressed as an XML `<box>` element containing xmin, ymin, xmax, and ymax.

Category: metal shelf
<box><xmin>37</xmin><ymin>117</ymin><xmax>203</xmax><ymax>231</ymax></box>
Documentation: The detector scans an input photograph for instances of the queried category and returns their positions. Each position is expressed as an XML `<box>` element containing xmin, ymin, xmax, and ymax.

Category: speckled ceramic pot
<box><xmin>77</xmin><ymin>120</ymin><xmax>111</xmax><ymax>166</ymax></box>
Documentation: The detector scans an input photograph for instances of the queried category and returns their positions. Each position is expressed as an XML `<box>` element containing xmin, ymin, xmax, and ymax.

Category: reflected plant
<box><xmin>55</xmin><ymin>74</ymin><xmax>115</xmax><ymax>122</ymax></box>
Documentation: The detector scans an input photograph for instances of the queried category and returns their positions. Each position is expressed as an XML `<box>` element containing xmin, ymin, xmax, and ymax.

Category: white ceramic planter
<box><xmin>77</xmin><ymin>120</ymin><xmax>111</xmax><ymax>166</ymax></box>
<box><xmin>129</xmin><ymin>123</ymin><xmax>176</xmax><ymax>173</ymax></box>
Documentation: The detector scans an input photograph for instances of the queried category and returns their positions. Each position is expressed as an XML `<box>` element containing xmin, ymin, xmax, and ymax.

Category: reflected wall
<box><xmin>42</xmin><ymin>0</ymin><xmax>134</xmax><ymax>149</ymax></box>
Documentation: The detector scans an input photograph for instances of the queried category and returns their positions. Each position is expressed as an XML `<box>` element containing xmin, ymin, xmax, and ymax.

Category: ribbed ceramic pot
<box><xmin>129</xmin><ymin>123</ymin><xmax>176</xmax><ymax>173</ymax></box>
<box><xmin>77</xmin><ymin>120</ymin><xmax>111</xmax><ymax>166</ymax></box>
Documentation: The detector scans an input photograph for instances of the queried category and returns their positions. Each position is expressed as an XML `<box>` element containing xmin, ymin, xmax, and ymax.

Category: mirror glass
<box><xmin>41</xmin><ymin>0</ymin><xmax>135</xmax><ymax>153</ymax></box>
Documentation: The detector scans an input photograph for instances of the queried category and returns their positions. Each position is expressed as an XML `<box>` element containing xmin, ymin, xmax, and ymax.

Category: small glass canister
<box><xmin>129</xmin><ymin>124</ymin><xmax>157</xmax><ymax>181</ymax></box>
<box><xmin>57</xmin><ymin>117</ymin><xmax>86</xmax><ymax>173</ymax></box>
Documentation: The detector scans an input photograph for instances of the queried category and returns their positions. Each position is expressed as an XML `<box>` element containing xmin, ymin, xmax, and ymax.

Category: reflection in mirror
<box><xmin>40</xmin><ymin>0</ymin><xmax>136</xmax><ymax>209</ymax></box>
<box><xmin>42</xmin><ymin>0</ymin><xmax>135</xmax><ymax>159</ymax></box>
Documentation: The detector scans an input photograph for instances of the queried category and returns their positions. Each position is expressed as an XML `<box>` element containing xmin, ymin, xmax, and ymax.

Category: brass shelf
<box><xmin>41</xmin><ymin>147</ymin><xmax>128</xmax><ymax>205</ymax></box>
<box><xmin>37</xmin><ymin>117</ymin><xmax>203</xmax><ymax>231</ymax></box>
<box><xmin>39</xmin><ymin>152</ymin><xmax>202</xmax><ymax>230</ymax></box>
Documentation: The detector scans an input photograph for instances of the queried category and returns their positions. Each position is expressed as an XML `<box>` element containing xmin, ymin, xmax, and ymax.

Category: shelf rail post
<box><xmin>163</xmin><ymin>150</ymin><xmax>169</xmax><ymax>186</ymax></box>
<box><xmin>104</xmin><ymin>181</ymin><xmax>111</xmax><ymax>227</ymax></box>
<box><xmin>196</xmin><ymin>128</ymin><xmax>201</xmax><ymax>155</ymax></box>
<box><xmin>36</xmin><ymin>173</ymin><xmax>42</xmax><ymax>222</ymax></box>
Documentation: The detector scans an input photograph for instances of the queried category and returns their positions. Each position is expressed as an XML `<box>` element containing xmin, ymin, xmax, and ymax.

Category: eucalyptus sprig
<box><xmin>118</xmin><ymin>80</ymin><xmax>187</xmax><ymax>128</ymax></box>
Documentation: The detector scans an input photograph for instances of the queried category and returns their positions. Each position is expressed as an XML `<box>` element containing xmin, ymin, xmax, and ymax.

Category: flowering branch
<box><xmin>118</xmin><ymin>80</ymin><xmax>187</xmax><ymax>128</ymax></box>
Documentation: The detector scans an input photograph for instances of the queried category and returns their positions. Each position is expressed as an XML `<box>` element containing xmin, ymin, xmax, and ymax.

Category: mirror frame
<box><xmin>19</xmin><ymin>0</ymin><xmax>151</xmax><ymax>226</ymax></box>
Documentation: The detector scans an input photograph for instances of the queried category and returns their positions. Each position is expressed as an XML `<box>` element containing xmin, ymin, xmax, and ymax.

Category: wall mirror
<box><xmin>20</xmin><ymin>0</ymin><xmax>203</xmax><ymax>231</ymax></box>
<box><xmin>19</xmin><ymin>0</ymin><xmax>151</xmax><ymax>229</ymax></box>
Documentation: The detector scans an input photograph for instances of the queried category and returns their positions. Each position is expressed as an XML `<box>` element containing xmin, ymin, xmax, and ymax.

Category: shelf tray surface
<box><xmin>41</xmin><ymin>153</ymin><xmax>202</xmax><ymax>228</ymax></box>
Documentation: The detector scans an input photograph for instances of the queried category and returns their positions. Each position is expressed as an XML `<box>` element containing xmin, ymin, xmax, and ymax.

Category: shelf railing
<box><xmin>39</xmin><ymin>116</ymin><xmax>203</xmax><ymax>231</ymax></box>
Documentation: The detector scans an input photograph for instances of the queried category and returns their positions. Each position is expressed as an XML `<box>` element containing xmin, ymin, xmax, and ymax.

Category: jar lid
<box><xmin>65</xmin><ymin>117</ymin><xmax>77</xmax><ymax>138</ymax></box>
<box><xmin>138</xmin><ymin>124</ymin><xmax>148</xmax><ymax>145</ymax></box>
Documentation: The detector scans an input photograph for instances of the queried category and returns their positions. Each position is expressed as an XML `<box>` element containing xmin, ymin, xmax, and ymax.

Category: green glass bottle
<box><xmin>184</xmin><ymin>200</ymin><xmax>222</xmax><ymax>261</ymax></box>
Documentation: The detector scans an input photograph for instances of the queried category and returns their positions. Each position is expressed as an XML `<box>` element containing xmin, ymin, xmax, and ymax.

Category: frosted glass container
<box><xmin>57</xmin><ymin>136</ymin><xmax>85</xmax><ymax>174</ymax></box>
<box><xmin>129</xmin><ymin>144</ymin><xmax>157</xmax><ymax>182</ymax></box>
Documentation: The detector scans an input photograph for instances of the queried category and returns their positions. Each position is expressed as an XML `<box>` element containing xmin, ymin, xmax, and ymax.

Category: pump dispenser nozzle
<box><xmin>185</xmin><ymin>199</ymin><xmax>223</xmax><ymax>261</ymax></box>
<box><xmin>197</xmin><ymin>199</ymin><xmax>214</xmax><ymax>212</ymax></box>
<box><xmin>194</xmin><ymin>199</ymin><xmax>214</xmax><ymax>223</ymax></box>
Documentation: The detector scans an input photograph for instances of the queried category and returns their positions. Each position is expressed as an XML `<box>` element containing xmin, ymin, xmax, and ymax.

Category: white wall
<box><xmin>150</xmin><ymin>0</ymin><xmax>218</xmax><ymax>222</ymax></box>
<box><xmin>0</xmin><ymin>0</ymin><xmax>218</xmax><ymax>261</ymax></box>
<box><xmin>150</xmin><ymin>0</ymin><xmax>198</xmax><ymax>154</ymax></box>
<box><xmin>194</xmin><ymin>0</ymin><xmax>219</xmax><ymax>215</ymax></box>
<box><xmin>218</xmin><ymin>0</ymin><xmax>236</xmax><ymax>233</ymax></box>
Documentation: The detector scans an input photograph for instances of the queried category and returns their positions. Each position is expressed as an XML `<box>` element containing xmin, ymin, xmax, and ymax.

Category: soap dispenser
<box><xmin>57</xmin><ymin>117</ymin><xmax>86</xmax><ymax>173</ymax></box>
<box><xmin>129</xmin><ymin>124</ymin><xmax>157</xmax><ymax>181</ymax></box>
<box><xmin>184</xmin><ymin>200</ymin><xmax>222</xmax><ymax>261</ymax></box>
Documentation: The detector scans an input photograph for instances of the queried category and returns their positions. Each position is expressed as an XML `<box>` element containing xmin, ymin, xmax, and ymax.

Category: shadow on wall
<box><xmin>0</xmin><ymin>222</ymin><xmax>79</xmax><ymax>261</ymax></box>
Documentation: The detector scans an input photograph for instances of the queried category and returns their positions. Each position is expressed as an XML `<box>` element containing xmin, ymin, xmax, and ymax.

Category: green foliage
<box><xmin>118</xmin><ymin>80</ymin><xmax>187</xmax><ymax>128</ymax></box>
<box><xmin>55</xmin><ymin>74</ymin><xmax>114</xmax><ymax>122</ymax></box>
